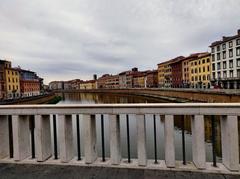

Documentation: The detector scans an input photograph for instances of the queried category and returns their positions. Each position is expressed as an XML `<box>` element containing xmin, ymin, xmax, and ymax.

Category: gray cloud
<box><xmin>0</xmin><ymin>0</ymin><xmax>240</xmax><ymax>83</ymax></box>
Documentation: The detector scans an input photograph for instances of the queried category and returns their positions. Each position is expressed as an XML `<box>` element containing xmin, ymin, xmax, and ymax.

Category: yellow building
<box><xmin>80</xmin><ymin>80</ymin><xmax>96</xmax><ymax>89</ymax></box>
<box><xmin>189</xmin><ymin>53</ymin><xmax>211</xmax><ymax>88</ymax></box>
<box><xmin>157</xmin><ymin>59</ymin><xmax>174</xmax><ymax>88</ymax></box>
<box><xmin>157</xmin><ymin>62</ymin><xmax>166</xmax><ymax>88</ymax></box>
<box><xmin>5</xmin><ymin>67</ymin><xmax>20</xmax><ymax>98</ymax></box>
<box><xmin>133</xmin><ymin>73</ymin><xmax>146</xmax><ymax>88</ymax></box>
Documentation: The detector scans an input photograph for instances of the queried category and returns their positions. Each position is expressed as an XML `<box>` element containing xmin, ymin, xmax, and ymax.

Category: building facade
<box><xmin>133</xmin><ymin>72</ymin><xmax>146</xmax><ymax>88</ymax></box>
<box><xmin>5</xmin><ymin>67</ymin><xmax>20</xmax><ymax>98</ymax></box>
<box><xmin>105</xmin><ymin>75</ymin><xmax>119</xmax><ymax>89</ymax></box>
<box><xmin>146</xmin><ymin>70</ymin><xmax>158</xmax><ymax>88</ymax></box>
<box><xmin>189</xmin><ymin>53</ymin><xmax>211</xmax><ymax>88</ymax></box>
<box><xmin>0</xmin><ymin>60</ymin><xmax>11</xmax><ymax>99</ymax></box>
<box><xmin>79</xmin><ymin>80</ymin><xmax>96</xmax><ymax>89</ymax></box>
<box><xmin>49</xmin><ymin>81</ymin><xmax>64</xmax><ymax>90</ymax></box>
<box><xmin>210</xmin><ymin>29</ymin><xmax>240</xmax><ymax>89</ymax></box>
<box><xmin>18</xmin><ymin>69</ymin><xmax>41</xmax><ymax>97</ymax></box>
<box><xmin>170</xmin><ymin>56</ymin><xmax>185</xmax><ymax>88</ymax></box>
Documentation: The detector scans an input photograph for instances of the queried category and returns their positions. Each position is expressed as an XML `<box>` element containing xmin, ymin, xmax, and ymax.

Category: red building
<box><xmin>170</xmin><ymin>56</ymin><xmax>185</xmax><ymax>88</ymax></box>
<box><xmin>146</xmin><ymin>70</ymin><xmax>158</xmax><ymax>88</ymax></box>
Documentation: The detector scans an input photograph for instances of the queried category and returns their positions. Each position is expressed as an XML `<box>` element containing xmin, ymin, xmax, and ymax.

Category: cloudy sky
<box><xmin>0</xmin><ymin>0</ymin><xmax>240</xmax><ymax>83</ymax></box>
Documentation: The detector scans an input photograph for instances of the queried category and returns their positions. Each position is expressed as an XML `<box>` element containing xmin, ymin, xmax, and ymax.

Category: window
<box><xmin>207</xmin><ymin>66</ymin><xmax>210</xmax><ymax>71</ymax></box>
<box><xmin>212</xmin><ymin>54</ymin><xmax>215</xmax><ymax>62</ymax></box>
<box><xmin>237</xmin><ymin>69</ymin><xmax>240</xmax><ymax>78</ymax></box>
<box><xmin>9</xmin><ymin>85</ymin><xmax>11</xmax><ymax>90</ymax></box>
<box><xmin>217</xmin><ymin>72</ymin><xmax>221</xmax><ymax>78</ymax></box>
<box><xmin>202</xmin><ymin>59</ymin><xmax>205</xmax><ymax>64</ymax></box>
<box><xmin>199</xmin><ymin>76</ymin><xmax>202</xmax><ymax>81</ymax></box>
<box><xmin>198</xmin><ymin>61</ymin><xmax>201</xmax><ymax>65</ymax></box>
<box><xmin>212</xmin><ymin>63</ymin><xmax>215</xmax><ymax>71</ymax></box>
<box><xmin>217</xmin><ymin>62</ymin><xmax>221</xmax><ymax>70</ymax></box>
<box><xmin>195</xmin><ymin>68</ymin><xmax>197</xmax><ymax>73</ymax></box>
<box><xmin>237</xmin><ymin>39</ymin><xmax>240</xmax><ymax>45</ymax></box>
<box><xmin>207</xmin><ymin>58</ymin><xmax>210</xmax><ymax>63</ymax></box>
<box><xmin>203</xmin><ymin>66</ymin><xmax>205</xmax><ymax>72</ymax></box>
<box><xmin>199</xmin><ymin>67</ymin><xmax>201</xmax><ymax>73</ymax></box>
<box><xmin>191</xmin><ymin>69</ymin><xmax>194</xmax><ymax>74</ymax></box>
<box><xmin>229</xmin><ymin>60</ymin><xmax>233</xmax><ymax>68</ymax></box>
<box><xmin>192</xmin><ymin>77</ymin><xmax>194</xmax><ymax>81</ymax></box>
<box><xmin>8</xmin><ymin>78</ymin><xmax>10</xmax><ymax>82</ymax></box>
<box><xmin>212</xmin><ymin>72</ymin><xmax>215</xmax><ymax>79</ymax></box>
<box><xmin>229</xmin><ymin>41</ymin><xmax>233</xmax><ymax>48</ymax></box>
<box><xmin>212</xmin><ymin>47</ymin><xmax>215</xmax><ymax>53</ymax></box>
<box><xmin>237</xmin><ymin>47</ymin><xmax>240</xmax><ymax>56</ymax></box>
<box><xmin>237</xmin><ymin>58</ymin><xmax>240</xmax><ymax>67</ymax></box>
<box><xmin>223</xmin><ymin>71</ymin><xmax>227</xmax><ymax>78</ymax></box>
<box><xmin>222</xmin><ymin>43</ymin><xmax>226</xmax><ymax>50</ymax></box>
<box><xmin>203</xmin><ymin>75</ymin><xmax>206</xmax><ymax>81</ymax></box>
<box><xmin>230</xmin><ymin>70</ymin><xmax>233</xmax><ymax>78</ymax></box>
<box><xmin>12</xmin><ymin>71</ymin><xmax>13</xmax><ymax>75</ymax></box>
<box><xmin>223</xmin><ymin>61</ymin><xmax>226</xmax><ymax>69</ymax></box>
<box><xmin>195</xmin><ymin>62</ymin><xmax>197</xmax><ymax>65</ymax></box>
<box><xmin>229</xmin><ymin>49</ymin><xmax>233</xmax><ymax>57</ymax></box>
<box><xmin>217</xmin><ymin>45</ymin><xmax>220</xmax><ymax>51</ymax></box>
<box><xmin>15</xmin><ymin>72</ymin><xmax>17</xmax><ymax>75</ymax></box>
<box><xmin>195</xmin><ymin>76</ymin><xmax>198</xmax><ymax>81</ymax></box>
<box><xmin>217</xmin><ymin>53</ymin><xmax>221</xmax><ymax>60</ymax></box>
<box><xmin>223</xmin><ymin>51</ymin><xmax>226</xmax><ymax>59</ymax></box>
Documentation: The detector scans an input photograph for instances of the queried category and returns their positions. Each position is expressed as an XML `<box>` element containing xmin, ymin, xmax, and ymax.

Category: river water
<box><xmin>56</xmin><ymin>92</ymin><xmax>224</xmax><ymax>162</ymax></box>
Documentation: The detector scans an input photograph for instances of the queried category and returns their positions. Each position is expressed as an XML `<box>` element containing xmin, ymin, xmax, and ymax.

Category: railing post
<box><xmin>191</xmin><ymin>115</ymin><xmax>206</xmax><ymax>169</ymax></box>
<box><xmin>58</xmin><ymin>115</ymin><xmax>74</xmax><ymax>163</ymax></box>
<box><xmin>12</xmin><ymin>115</ymin><xmax>31</xmax><ymax>161</ymax></box>
<box><xmin>83</xmin><ymin>114</ymin><xmax>97</xmax><ymax>164</ymax></box>
<box><xmin>220</xmin><ymin>115</ymin><xmax>239</xmax><ymax>171</ymax></box>
<box><xmin>164</xmin><ymin>115</ymin><xmax>175</xmax><ymax>168</ymax></box>
<box><xmin>109</xmin><ymin>114</ymin><xmax>121</xmax><ymax>165</ymax></box>
<box><xmin>0</xmin><ymin>115</ymin><xmax>9</xmax><ymax>159</ymax></box>
<box><xmin>137</xmin><ymin>114</ymin><xmax>147</xmax><ymax>166</ymax></box>
<box><xmin>35</xmin><ymin>115</ymin><xmax>52</xmax><ymax>162</ymax></box>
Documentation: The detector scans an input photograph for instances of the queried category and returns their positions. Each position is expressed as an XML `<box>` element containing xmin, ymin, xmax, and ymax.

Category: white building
<box><xmin>210</xmin><ymin>29</ymin><xmax>240</xmax><ymax>89</ymax></box>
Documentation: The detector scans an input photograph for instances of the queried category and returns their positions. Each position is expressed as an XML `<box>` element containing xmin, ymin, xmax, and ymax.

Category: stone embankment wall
<box><xmin>57</xmin><ymin>88</ymin><xmax>240</xmax><ymax>103</ymax></box>
<box><xmin>0</xmin><ymin>93</ymin><xmax>56</xmax><ymax>105</ymax></box>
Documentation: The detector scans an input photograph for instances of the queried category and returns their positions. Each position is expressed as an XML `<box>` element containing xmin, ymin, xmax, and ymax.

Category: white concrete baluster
<box><xmin>35</xmin><ymin>115</ymin><xmax>52</xmax><ymax>162</ymax></box>
<box><xmin>83</xmin><ymin>114</ymin><xmax>97</xmax><ymax>164</ymax></box>
<box><xmin>137</xmin><ymin>114</ymin><xmax>147</xmax><ymax>166</ymax></box>
<box><xmin>191</xmin><ymin>115</ymin><xmax>206</xmax><ymax>169</ymax></box>
<box><xmin>0</xmin><ymin>115</ymin><xmax>9</xmax><ymax>159</ymax></box>
<box><xmin>58</xmin><ymin>115</ymin><xmax>74</xmax><ymax>163</ymax></box>
<box><xmin>221</xmin><ymin>115</ymin><xmax>239</xmax><ymax>171</ymax></box>
<box><xmin>164</xmin><ymin>115</ymin><xmax>175</xmax><ymax>168</ymax></box>
<box><xmin>12</xmin><ymin>115</ymin><xmax>30</xmax><ymax>161</ymax></box>
<box><xmin>109</xmin><ymin>114</ymin><xmax>121</xmax><ymax>165</ymax></box>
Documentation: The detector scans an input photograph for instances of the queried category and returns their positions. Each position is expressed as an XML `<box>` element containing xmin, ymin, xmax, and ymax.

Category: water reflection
<box><xmin>55</xmin><ymin>92</ymin><xmax>239</xmax><ymax>162</ymax></box>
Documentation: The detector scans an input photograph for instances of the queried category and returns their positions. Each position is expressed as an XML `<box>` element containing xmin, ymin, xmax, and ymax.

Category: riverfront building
<box><xmin>189</xmin><ymin>53</ymin><xmax>211</xmax><ymax>88</ymax></box>
<box><xmin>146</xmin><ymin>70</ymin><xmax>158</xmax><ymax>88</ymax></box>
<box><xmin>79</xmin><ymin>80</ymin><xmax>96</xmax><ymax>89</ymax></box>
<box><xmin>17</xmin><ymin>69</ymin><xmax>41</xmax><ymax>97</ymax></box>
<box><xmin>5</xmin><ymin>67</ymin><xmax>20</xmax><ymax>98</ymax></box>
<box><xmin>133</xmin><ymin>72</ymin><xmax>147</xmax><ymax>88</ymax></box>
<box><xmin>210</xmin><ymin>29</ymin><xmax>240</xmax><ymax>89</ymax></box>
<box><xmin>0</xmin><ymin>60</ymin><xmax>11</xmax><ymax>99</ymax></box>
<box><xmin>170</xmin><ymin>56</ymin><xmax>185</xmax><ymax>88</ymax></box>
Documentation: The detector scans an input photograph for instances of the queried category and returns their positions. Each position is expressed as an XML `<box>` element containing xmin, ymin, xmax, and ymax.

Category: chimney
<box><xmin>238</xmin><ymin>29</ymin><xmax>240</xmax><ymax>35</ymax></box>
<box><xmin>222</xmin><ymin>36</ymin><xmax>228</xmax><ymax>41</ymax></box>
<box><xmin>93</xmin><ymin>74</ymin><xmax>97</xmax><ymax>80</ymax></box>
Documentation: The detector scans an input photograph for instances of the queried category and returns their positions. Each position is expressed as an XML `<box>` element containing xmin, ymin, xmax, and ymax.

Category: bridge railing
<box><xmin>0</xmin><ymin>104</ymin><xmax>239</xmax><ymax>172</ymax></box>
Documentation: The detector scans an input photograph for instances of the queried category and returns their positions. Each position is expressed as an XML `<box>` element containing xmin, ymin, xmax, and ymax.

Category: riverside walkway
<box><xmin>0</xmin><ymin>103</ymin><xmax>239</xmax><ymax>178</ymax></box>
